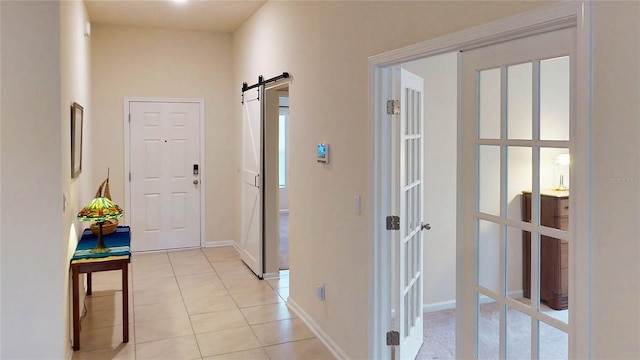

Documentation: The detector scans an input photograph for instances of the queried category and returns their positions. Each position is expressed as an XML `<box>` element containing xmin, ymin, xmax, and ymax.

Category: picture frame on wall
<box><xmin>71</xmin><ymin>102</ymin><xmax>83</xmax><ymax>178</ymax></box>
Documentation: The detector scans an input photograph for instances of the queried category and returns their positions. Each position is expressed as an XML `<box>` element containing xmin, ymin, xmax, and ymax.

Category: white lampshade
<box><xmin>555</xmin><ymin>153</ymin><xmax>570</xmax><ymax>166</ymax></box>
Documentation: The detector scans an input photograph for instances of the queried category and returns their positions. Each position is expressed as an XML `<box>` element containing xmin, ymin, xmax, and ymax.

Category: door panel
<box><xmin>130</xmin><ymin>101</ymin><xmax>201</xmax><ymax>251</ymax></box>
<box><xmin>460</xmin><ymin>27</ymin><xmax>574</xmax><ymax>359</ymax></box>
<box><xmin>240</xmin><ymin>89</ymin><xmax>263</xmax><ymax>277</ymax></box>
<box><xmin>394</xmin><ymin>68</ymin><xmax>424</xmax><ymax>360</ymax></box>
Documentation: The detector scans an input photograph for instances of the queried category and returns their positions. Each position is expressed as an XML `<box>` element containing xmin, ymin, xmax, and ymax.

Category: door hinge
<box><xmin>386</xmin><ymin>100</ymin><xmax>400</xmax><ymax>115</ymax></box>
<box><xmin>128</xmin><ymin>114</ymin><xmax>131</xmax><ymax>123</ymax></box>
<box><xmin>129</xmin><ymin>172</ymin><xmax>131</xmax><ymax>182</ymax></box>
<box><xmin>386</xmin><ymin>215</ymin><xmax>400</xmax><ymax>230</ymax></box>
<box><xmin>386</xmin><ymin>330</ymin><xmax>400</xmax><ymax>346</ymax></box>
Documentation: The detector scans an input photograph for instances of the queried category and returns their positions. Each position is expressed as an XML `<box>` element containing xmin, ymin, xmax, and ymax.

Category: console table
<box><xmin>71</xmin><ymin>226</ymin><xmax>131</xmax><ymax>351</ymax></box>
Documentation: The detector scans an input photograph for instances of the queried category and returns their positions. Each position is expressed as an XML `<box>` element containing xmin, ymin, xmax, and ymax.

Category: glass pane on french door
<box><xmin>472</xmin><ymin>47</ymin><xmax>572</xmax><ymax>358</ymax></box>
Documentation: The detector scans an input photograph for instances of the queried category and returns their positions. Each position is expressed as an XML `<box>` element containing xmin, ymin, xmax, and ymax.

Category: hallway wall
<box><xmin>90</xmin><ymin>25</ymin><xmax>237</xmax><ymax>244</ymax></box>
<box><xmin>1</xmin><ymin>1</ymin><xmax>64</xmax><ymax>357</ymax></box>
<box><xmin>591</xmin><ymin>1</ymin><xmax>640</xmax><ymax>357</ymax></box>
<box><xmin>232</xmin><ymin>1</ymin><xmax>553</xmax><ymax>357</ymax></box>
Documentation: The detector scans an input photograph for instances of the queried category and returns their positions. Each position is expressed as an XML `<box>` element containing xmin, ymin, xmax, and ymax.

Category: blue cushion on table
<box><xmin>72</xmin><ymin>226</ymin><xmax>131</xmax><ymax>261</ymax></box>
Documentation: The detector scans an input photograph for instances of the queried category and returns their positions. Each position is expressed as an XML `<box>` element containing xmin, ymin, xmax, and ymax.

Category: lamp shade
<box><xmin>78</xmin><ymin>197</ymin><xmax>123</xmax><ymax>222</ymax></box>
<box><xmin>555</xmin><ymin>153</ymin><xmax>570</xmax><ymax>166</ymax></box>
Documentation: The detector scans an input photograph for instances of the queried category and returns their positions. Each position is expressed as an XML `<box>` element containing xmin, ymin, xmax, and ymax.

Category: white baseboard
<box><xmin>263</xmin><ymin>272</ymin><xmax>279</xmax><ymax>279</ymax></box>
<box><xmin>479</xmin><ymin>294</ymin><xmax>495</xmax><ymax>305</ymax></box>
<box><xmin>286</xmin><ymin>298</ymin><xmax>349</xmax><ymax>360</ymax></box>
<box><xmin>204</xmin><ymin>240</ymin><xmax>236</xmax><ymax>248</ymax></box>
<box><xmin>133</xmin><ymin>246</ymin><xmax>200</xmax><ymax>254</ymax></box>
<box><xmin>279</xmin><ymin>209</ymin><xmax>289</xmax><ymax>214</ymax></box>
<box><xmin>422</xmin><ymin>290</ymin><xmax>524</xmax><ymax>313</ymax></box>
<box><xmin>423</xmin><ymin>300</ymin><xmax>456</xmax><ymax>313</ymax></box>
<box><xmin>508</xmin><ymin>290</ymin><xmax>524</xmax><ymax>299</ymax></box>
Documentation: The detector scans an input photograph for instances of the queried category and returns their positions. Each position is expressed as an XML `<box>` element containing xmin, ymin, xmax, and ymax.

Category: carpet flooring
<box><xmin>415</xmin><ymin>301</ymin><xmax>568</xmax><ymax>360</ymax></box>
<box><xmin>279</xmin><ymin>212</ymin><xmax>289</xmax><ymax>270</ymax></box>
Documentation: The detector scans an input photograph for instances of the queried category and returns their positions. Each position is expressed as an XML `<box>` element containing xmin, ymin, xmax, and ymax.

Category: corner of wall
<box><xmin>60</xmin><ymin>0</ymin><xmax>92</xmax><ymax>356</ymax></box>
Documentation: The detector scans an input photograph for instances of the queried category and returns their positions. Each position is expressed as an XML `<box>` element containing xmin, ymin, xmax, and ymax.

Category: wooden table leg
<box><xmin>87</xmin><ymin>272</ymin><xmax>92</xmax><ymax>295</ymax></box>
<box><xmin>72</xmin><ymin>266</ymin><xmax>80</xmax><ymax>351</ymax></box>
<box><xmin>122</xmin><ymin>261</ymin><xmax>129</xmax><ymax>343</ymax></box>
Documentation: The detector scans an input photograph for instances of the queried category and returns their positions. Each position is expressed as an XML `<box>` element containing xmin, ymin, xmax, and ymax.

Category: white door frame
<box><xmin>264</xmin><ymin>80</ymin><xmax>291</xmax><ymax>277</ymax></box>
<box><xmin>123</xmin><ymin>97</ymin><xmax>206</xmax><ymax>248</ymax></box>
<box><xmin>369</xmin><ymin>2</ymin><xmax>592</xmax><ymax>359</ymax></box>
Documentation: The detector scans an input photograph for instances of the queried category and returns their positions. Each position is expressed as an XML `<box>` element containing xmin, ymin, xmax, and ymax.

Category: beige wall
<box><xmin>90</xmin><ymin>25</ymin><xmax>237</xmax><ymax>244</ymax></box>
<box><xmin>60</xmin><ymin>1</ymin><xmax>93</xmax><ymax>356</ymax></box>
<box><xmin>233</xmin><ymin>1</ymin><xmax>551</xmax><ymax>358</ymax></box>
<box><xmin>592</xmin><ymin>1</ymin><xmax>640</xmax><ymax>358</ymax></box>
<box><xmin>1</xmin><ymin>1</ymin><xmax>65</xmax><ymax>357</ymax></box>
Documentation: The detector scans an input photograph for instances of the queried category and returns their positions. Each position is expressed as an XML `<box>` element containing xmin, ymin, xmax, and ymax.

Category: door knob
<box><xmin>421</xmin><ymin>222</ymin><xmax>431</xmax><ymax>231</ymax></box>
<box><xmin>193</xmin><ymin>179</ymin><xmax>199</xmax><ymax>185</ymax></box>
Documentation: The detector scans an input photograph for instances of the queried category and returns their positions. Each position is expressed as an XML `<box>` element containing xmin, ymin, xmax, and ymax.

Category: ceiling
<box><xmin>84</xmin><ymin>0</ymin><xmax>267</xmax><ymax>33</ymax></box>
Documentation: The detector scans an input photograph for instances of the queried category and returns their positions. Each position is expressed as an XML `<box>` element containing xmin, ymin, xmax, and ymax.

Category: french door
<box><xmin>392</xmin><ymin>68</ymin><xmax>425</xmax><ymax>360</ymax></box>
<box><xmin>459</xmin><ymin>27</ymin><xmax>575</xmax><ymax>358</ymax></box>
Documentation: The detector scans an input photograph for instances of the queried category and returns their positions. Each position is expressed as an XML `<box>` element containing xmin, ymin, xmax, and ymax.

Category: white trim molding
<box><xmin>369</xmin><ymin>2</ymin><xmax>592</xmax><ymax>359</ymax></box>
<box><xmin>422</xmin><ymin>290</ymin><xmax>523</xmax><ymax>314</ymax></box>
<box><xmin>204</xmin><ymin>240</ymin><xmax>235</xmax><ymax>248</ymax></box>
<box><xmin>423</xmin><ymin>300</ymin><xmax>456</xmax><ymax>314</ymax></box>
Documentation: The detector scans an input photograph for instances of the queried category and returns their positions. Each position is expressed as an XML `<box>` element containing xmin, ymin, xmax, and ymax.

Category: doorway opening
<box><xmin>399</xmin><ymin>52</ymin><xmax>458</xmax><ymax>360</ymax></box>
<box><xmin>239</xmin><ymin>74</ymin><xmax>291</xmax><ymax>280</ymax></box>
<box><xmin>369</xmin><ymin>3</ymin><xmax>591</xmax><ymax>360</ymax></box>
<box><xmin>263</xmin><ymin>82</ymin><xmax>292</xmax><ymax>281</ymax></box>
<box><xmin>399</xmin><ymin>47</ymin><xmax>573</xmax><ymax>360</ymax></box>
<box><xmin>278</xmin><ymin>94</ymin><xmax>290</xmax><ymax>272</ymax></box>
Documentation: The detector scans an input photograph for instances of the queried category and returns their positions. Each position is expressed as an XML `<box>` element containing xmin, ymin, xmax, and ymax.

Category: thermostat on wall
<box><xmin>317</xmin><ymin>143</ymin><xmax>329</xmax><ymax>164</ymax></box>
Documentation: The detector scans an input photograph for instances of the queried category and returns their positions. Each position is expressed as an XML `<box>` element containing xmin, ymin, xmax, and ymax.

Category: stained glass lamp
<box><xmin>78</xmin><ymin>196</ymin><xmax>123</xmax><ymax>254</ymax></box>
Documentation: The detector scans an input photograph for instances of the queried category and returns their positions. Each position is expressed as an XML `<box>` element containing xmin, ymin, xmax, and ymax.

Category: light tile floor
<box><xmin>72</xmin><ymin>246</ymin><xmax>335</xmax><ymax>360</ymax></box>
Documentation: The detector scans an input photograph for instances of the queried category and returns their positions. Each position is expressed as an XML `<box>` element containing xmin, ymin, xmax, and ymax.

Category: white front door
<box><xmin>392</xmin><ymin>68</ymin><xmax>425</xmax><ymax>360</ymax></box>
<box><xmin>240</xmin><ymin>88</ymin><xmax>264</xmax><ymax>277</ymax></box>
<box><xmin>459</xmin><ymin>27</ymin><xmax>574</xmax><ymax>358</ymax></box>
<box><xmin>129</xmin><ymin>101</ymin><xmax>201</xmax><ymax>251</ymax></box>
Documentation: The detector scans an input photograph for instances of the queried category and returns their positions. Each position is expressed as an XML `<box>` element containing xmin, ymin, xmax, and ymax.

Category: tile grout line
<box><xmin>204</xmin><ymin>248</ymin><xmax>274</xmax><ymax>359</ymax></box>
<box><xmin>170</xmin><ymin>248</ymin><xmax>266</xmax><ymax>358</ymax></box>
<box><xmin>130</xmin><ymin>247</ymin><xmax>313</xmax><ymax>359</ymax></box>
<box><xmin>169</xmin><ymin>249</ymin><xmax>206</xmax><ymax>360</ymax></box>
<box><xmin>130</xmin><ymin>251</ymin><xmax>176</xmax><ymax>354</ymax></box>
<box><xmin>212</xmin><ymin>257</ymin><xmax>268</xmax><ymax>356</ymax></box>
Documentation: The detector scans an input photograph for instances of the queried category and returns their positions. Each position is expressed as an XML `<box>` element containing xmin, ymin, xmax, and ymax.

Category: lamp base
<box><xmin>89</xmin><ymin>246</ymin><xmax>111</xmax><ymax>254</ymax></box>
<box><xmin>89</xmin><ymin>221</ymin><xmax>111</xmax><ymax>254</ymax></box>
<box><xmin>554</xmin><ymin>174</ymin><xmax>569</xmax><ymax>191</ymax></box>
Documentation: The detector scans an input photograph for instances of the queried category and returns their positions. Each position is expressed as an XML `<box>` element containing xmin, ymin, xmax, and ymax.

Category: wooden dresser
<box><xmin>522</xmin><ymin>190</ymin><xmax>569</xmax><ymax>310</ymax></box>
